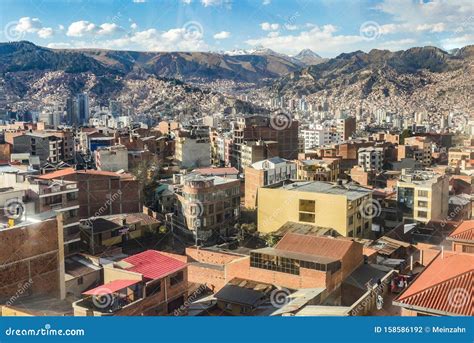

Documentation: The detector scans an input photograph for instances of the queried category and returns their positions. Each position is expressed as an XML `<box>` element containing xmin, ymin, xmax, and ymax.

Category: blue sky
<box><xmin>0</xmin><ymin>0</ymin><xmax>472</xmax><ymax>57</ymax></box>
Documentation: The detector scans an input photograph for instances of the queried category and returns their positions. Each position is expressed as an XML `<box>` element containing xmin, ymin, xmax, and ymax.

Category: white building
<box><xmin>301</xmin><ymin>129</ymin><xmax>332</xmax><ymax>151</ymax></box>
<box><xmin>250</xmin><ymin>157</ymin><xmax>297</xmax><ymax>185</ymax></box>
<box><xmin>358</xmin><ymin>147</ymin><xmax>384</xmax><ymax>172</ymax></box>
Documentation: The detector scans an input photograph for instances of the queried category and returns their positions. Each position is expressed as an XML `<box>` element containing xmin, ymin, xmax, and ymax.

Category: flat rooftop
<box><xmin>275</xmin><ymin>181</ymin><xmax>371</xmax><ymax>200</ymax></box>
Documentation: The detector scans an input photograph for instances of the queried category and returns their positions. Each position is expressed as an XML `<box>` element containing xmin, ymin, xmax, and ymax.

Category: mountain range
<box><xmin>272</xmin><ymin>45</ymin><xmax>473</xmax><ymax>115</ymax></box>
<box><xmin>0</xmin><ymin>41</ymin><xmax>472</xmax><ymax>116</ymax></box>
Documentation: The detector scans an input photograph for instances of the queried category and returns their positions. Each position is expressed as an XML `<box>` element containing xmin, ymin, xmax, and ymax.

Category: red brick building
<box><xmin>37</xmin><ymin>168</ymin><xmax>143</xmax><ymax>219</ymax></box>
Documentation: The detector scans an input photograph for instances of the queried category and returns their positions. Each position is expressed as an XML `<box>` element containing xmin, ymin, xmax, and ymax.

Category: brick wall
<box><xmin>0</xmin><ymin>219</ymin><xmax>61</xmax><ymax>302</ymax></box>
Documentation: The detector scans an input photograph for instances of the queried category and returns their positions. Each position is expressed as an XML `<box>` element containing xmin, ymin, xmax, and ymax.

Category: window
<box><xmin>418</xmin><ymin>190</ymin><xmax>429</xmax><ymax>197</ymax></box>
<box><xmin>250</xmin><ymin>252</ymin><xmax>299</xmax><ymax>275</ymax></box>
<box><xmin>417</xmin><ymin>211</ymin><xmax>428</xmax><ymax>218</ymax></box>
<box><xmin>170</xmin><ymin>271</ymin><xmax>184</xmax><ymax>286</ymax></box>
<box><xmin>417</xmin><ymin>201</ymin><xmax>428</xmax><ymax>208</ymax></box>
<box><xmin>356</xmin><ymin>226</ymin><xmax>362</xmax><ymax>235</ymax></box>
<box><xmin>299</xmin><ymin>212</ymin><xmax>315</xmax><ymax>223</ymax></box>
<box><xmin>146</xmin><ymin>280</ymin><xmax>162</xmax><ymax>296</ymax></box>
<box><xmin>349</xmin><ymin>215</ymin><xmax>353</xmax><ymax>225</ymax></box>
<box><xmin>77</xmin><ymin>277</ymin><xmax>83</xmax><ymax>285</ymax></box>
<box><xmin>462</xmin><ymin>245</ymin><xmax>474</xmax><ymax>254</ymax></box>
<box><xmin>299</xmin><ymin>199</ymin><xmax>315</xmax><ymax>212</ymax></box>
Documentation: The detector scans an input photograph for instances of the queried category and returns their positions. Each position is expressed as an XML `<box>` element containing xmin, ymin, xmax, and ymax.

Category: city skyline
<box><xmin>0</xmin><ymin>0</ymin><xmax>472</xmax><ymax>57</ymax></box>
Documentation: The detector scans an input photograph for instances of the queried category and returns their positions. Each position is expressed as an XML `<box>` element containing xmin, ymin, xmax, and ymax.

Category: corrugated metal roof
<box><xmin>449</xmin><ymin>220</ymin><xmax>474</xmax><ymax>242</ymax></box>
<box><xmin>122</xmin><ymin>250</ymin><xmax>186</xmax><ymax>280</ymax></box>
<box><xmin>83</xmin><ymin>279</ymin><xmax>139</xmax><ymax>295</ymax></box>
<box><xmin>396</xmin><ymin>252</ymin><xmax>474</xmax><ymax>316</ymax></box>
<box><xmin>275</xmin><ymin>233</ymin><xmax>357</xmax><ymax>260</ymax></box>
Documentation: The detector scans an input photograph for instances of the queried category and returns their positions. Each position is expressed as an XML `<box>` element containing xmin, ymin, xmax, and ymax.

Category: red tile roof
<box><xmin>448</xmin><ymin>220</ymin><xmax>474</xmax><ymax>242</ymax></box>
<box><xmin>396</xmin><ymin>252</ymin><xmax>474</xmax><ymax>316</ymax></box>
<box><xmin>37</xmin><ymin>168</ymin><xmax>133</xmax><ymax>180</ymax></box>
<box><xmin>83</xmin><ymin>279</ymin><xmax>139</xmax><ymax>295</ymax></box>
<box><xmin>275</xmin><ymin>233</ymin><xmax>357</xmax><ymax>260</ymax></box>
<box><xmin>37</xmin><ymin>168</ymin><xmax>76</xmax><ymax>179</ymax></box>
<box><xmin>122</xmin><ymin>250</ymin><xmax>186</xmax><ymax>280</ymax></box>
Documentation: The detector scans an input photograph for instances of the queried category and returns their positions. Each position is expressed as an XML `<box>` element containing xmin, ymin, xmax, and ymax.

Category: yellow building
<box><xmin>257</xmin><ymin>181</ymin><xmax>373</xmax><ymax>238</ymax></box>
<box><xmin>396</xmin><ymin>169</ymin><xmax>449</xmax><ymax>223</ymax></box>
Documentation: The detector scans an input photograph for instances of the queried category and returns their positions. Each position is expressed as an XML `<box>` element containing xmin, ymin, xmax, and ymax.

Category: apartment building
<box><xmin>336</xmin><ymin>117</ymin><xmax>356</xmax><ymax>141</ymax></box>
<box><xmin>257</xmin><ymin>181</ymin><xmax>373</xmax><ymax>237</ymax></box>
<box><xmin>175</xmin><ymin>128</ymin><xmax>211</xmax><ymax>169</ymax></box>
<box><xmin>73</xmin><ymin>250</ymin><xmax>188</xmax><ymax>316</ymax></box>
<box><xmin>13</xmin><ymin>131</ymin><xmax>75</xmax><ymax>165</ymax></box>
<box><xmin>295</xmin><ymin>158</ymin><xmax>340</xmax><ymax>182</ymax></box>
<box><xmin>301</xmin><ymin>129</ymin><xmax>332</xmax><ymax>151</ymax></box>
<box><xmin>358</xmin><ymin>147</ymin><xmax>384</xmax><ymax>172</ymax></box>
<box><xmin>175</xmin><ymin>173</ymin><xmax>240</xmax><ymax>241</ymax></box>
<box><xmin>399</xmin><ymin>137</ymin><xmax>433</xmax><ymax>167</ymax></box>
<box><xmin>37</xmin><ymin>168</ymin><xmax>143</xmax><ymax>219</ymax></box>
<box><xmin>240</xmin><ymin>140</ymin><xmax>279</xmax><ymax>169</ymax></box>
<box><xmin>244</xmin><ymin>157</ymin><xmax>297</xmax><ymax>209</ymax></box>
<box><xmin>396</xmin><ymin>169</ymin><xmax>449</xmax><ymax>223</ymax></box>
<box><xmin>0</xmin><ymin>168</ymin><xmax>80</xmax><ymax>255</ymax></box>
<box><xmin>448</xmin><ymin>146</ymin><xmax>474</xmax><ymax>168</ymax></box>
<box><xmin>231</xmin><ymin>115</ymin><xmax>299</xmax><ymax>168</ymax></box>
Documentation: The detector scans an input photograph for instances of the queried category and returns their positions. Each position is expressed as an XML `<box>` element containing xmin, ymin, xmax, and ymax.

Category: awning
<box><xmin>83</xmin><ymin>279</ymin><xmax>139</xmax><ymax>295</ymax></box>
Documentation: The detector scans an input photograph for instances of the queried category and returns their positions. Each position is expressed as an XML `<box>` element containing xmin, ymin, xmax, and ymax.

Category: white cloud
<box><xmin>260</xmin><ymin>22</ymin><xmax>280</xmax><ymax>31</ymax></box>
<box><xmin>15</xmin><ymin>17</ymin><xmax>43</xmax><ymax>33</ymax></box>
<box><xmin>182</xmin><ymin>0</ymin><xmax>192</xmax><ymax>4</ymax></box>
<box><xmin>267</xmin><ymin>31</ymin><xmax>279</xmax><ymax>38</ymax></box>
<box><xmin>67</xmin><ymin>21</ymin><xmax>98</xmax><ymax>37</ymax></box>
<box><xmin>201</xmin><ymin>0</ymin><xmax>223</xmax><ymax>7</ymax></box>
<box><xmin>98</xmin><ymin>23</ymin><xmax>122</xmax><ymax>35</ymax></box>
<box><xmin>130</xmin><ymin>23</ymin><xmax>138</xmax><ymax>30</ymax></box>
<box><xmin>247</xmin><ymin>24</ymin><xmax>364</xmax><ymax>56</ymax></box>
<box><xmin>284</xmin><ymin>24</ymin><xmax>298</xmax><ymax>31</ymax></box>
<box><xmin>441</xmin><ymin>33</ymin><xmax>474</xmax><ymax>50</ymax></box>
<box><xmin>37</xmin><ymin>27</ymin><xmax>54</xmax><ymax>38</ymax></box>
<box><xmin>12</xmin><ymin>17</ymin><xmax>55</xmax><ymax>39</ymax></box>
<box><xmin>66</xmin><ymin>21</ymin><xmax>122</xmax><ymax>37</ymax></box>
<box><xmin>213</xmin><ymin>31</ymin><xmax>231</xmax><ymax>39</ymax></box>
<box><xmin>47</xmin><ymin>42</ymin><xmax>72</xmax><ymax>49</ymax></box>
<box><xmin>376</xmin><ymin>0</ymin><xmax>473</xmax><ymax>33</ymax></box>
<box><xmin>98</xmin><ymin>27</ymin><xmax>208</xmax><ymax>51</ymax></box>
<box><xmin>262</xmin><ymin>0</ymin><xmax>271</xmax><ymax>5</ymax></box>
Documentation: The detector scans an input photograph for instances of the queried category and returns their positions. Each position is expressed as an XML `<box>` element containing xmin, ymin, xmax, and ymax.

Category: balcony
<box><xmin>74</xmin><ymin>280</ymin><xmax>143</xmax><ymax>316</ymax></box>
